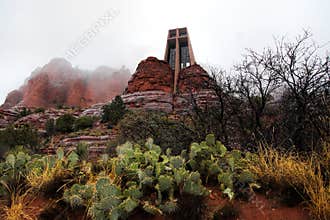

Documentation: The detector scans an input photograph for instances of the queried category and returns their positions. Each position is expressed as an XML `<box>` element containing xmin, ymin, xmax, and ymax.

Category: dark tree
<box><xmin>74</xmin><ymin>116</ymin><xmax>95</xmax><ymax>131</ymax></box>
<box><xmin>251</xmin><ymin>31</ymin><xmax>330</xmax><ymax>149</ymax></box>
<box><xmin>46</xmin><ymin>118</ymin><xmax>55</xmax><ymax>136</ymax></box>
<box><xmin>117</xmin><ymin>110</ymin><xmax>196</xmax><ymax>154</ymax></box>
<box><xmin>189</xmin><ymin>65</ymin><xmax>241</xmax><ymax>146</ymax></box>
<box><xmin>0</xmin><ymin>125</ymin><xmax>39</xmax><ymax>154</ymax></box>
<box><xmin>55</xmin><ymin>114</ymin><xmax>75</xmax><ymax>133</ymax></box>
<box><xmin>102</xmin><ymin>96</ymin><xmax>127</xmax><ymax>126</ymax></box>
<box><xmin>235</xmin><ymin>51</ymin><xmax>279</xmax><ymax>135</ymax></box>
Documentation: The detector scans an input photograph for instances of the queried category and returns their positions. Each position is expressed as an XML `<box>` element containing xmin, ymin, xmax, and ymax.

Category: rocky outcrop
<box><xmin>1</xmin><ymin>90</ymin><xmax>24</xmax><ymax>109</ymax></box>
<box><xmin>122</xmin><ymin>91</ymin><xmax>173</xmax><ymax>113</ymax></box>
<box><xmin>177</xmin><ymin>64</ymin><xmax>214</xmax><ymax>93</ymax></box>
<box><xmin>122</xmin><ymin>56</ymin><xmax>217</xmax><ymax>114</ymax></box>
<box><xmin>173</xmin><ymin>90</ymin><xmax>219</xmax><ymax>114</ymax></box>
<box><xmin>66</xmin><ymin>78</ymin><xmax>87</xmax><ymax>107</ymax></box>
<box><xmin>2</xmin><ymin>58</ymin><xmax>131</xmax><ymax>109</ymax></box>
<box><xmin>49</xmin><ymin>131</ymin><xmax>117</xmax><ymax>159</ymax></box>
<box><xmin>13</xmin><ymin>108</ymin><xmax>78</xmax><ymax>131</ymax></box>
<box><xmin>81</xmin><ymin>103</ymin><xmax>107</xmax><ymax>117</ymax></box>
<box><xmin>0</xmin><ymin>108</ymin><xmax>19</xmax><ymax>128</ymax></box>
<box><xmin>125</xmin><ymin>57</ymin><xmax>173</xmax><ymax>94</ymax></box>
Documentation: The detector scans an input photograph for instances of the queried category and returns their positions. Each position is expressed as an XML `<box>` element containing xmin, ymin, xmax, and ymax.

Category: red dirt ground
<box><xmin>11</xmin><ymin>188</ymin><xmax>311</xmax><ymax>220</ymax></box>
<box><xmin>206</xmin><ymin>188</ymin><xmax>311</xmax><ymax>220</ymax></box>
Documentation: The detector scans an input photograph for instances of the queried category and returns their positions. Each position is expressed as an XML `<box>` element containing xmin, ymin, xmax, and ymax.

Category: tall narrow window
<box><xmin>169</xmin><ymin>48</ymin><xmax>176</xmax><ymax>70</ymax></box>
<box><xmin>180</xmin><ymin>45</ymin><xmax>190</xmax><ymax>69</ymax></box>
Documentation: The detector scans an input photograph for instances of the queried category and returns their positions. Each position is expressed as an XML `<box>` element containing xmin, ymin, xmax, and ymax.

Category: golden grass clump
<box><xmin>248</xmin><ymin>145</ymin><xmax>313</xmax><ymax>189</ymax></box>
<box><xmin>26</xmin><ymin>157</ymin><xmax>70</xmax><ymax>191</ymax></box>
<box><xmin>302</xmin><ymin>164</ymin><xmax>330</xmax><ymax>220</ymax></box>
<box><xmin>249</xmin><ymin>143</ymin><xmax>330</xmax><ymax>220</ymax></box>
<box><xmin>318</xmin><ymin>142</ymin><xmax>330</xmax><ymax>178</ymax></box>
<box><xmin>0</xmin><ymin>190</ymin><xmax>35</xmax><ymax>220</ymax></box>
<box><xmin>3</xmin><ymin>203</ymin><xmax>32</xmax><ymax>220</ymax></box>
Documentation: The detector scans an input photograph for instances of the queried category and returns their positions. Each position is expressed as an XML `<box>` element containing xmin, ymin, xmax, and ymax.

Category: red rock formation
<box><xmin>1</xmin><ymin>90</ymin><xmax>24</xmax><ymax>109</ymax></box>
<box><xmin>23</xmin><ymin>73</ymin><xmax>56</xmax><ymax>107</ymax></box>
<box><xmin>122</xmin><ymin>56</ymin><xmax>217</xmax><ymax>114</ymax></box>
<box><xmin>83</xmin><ymin>67</ymin><xmax>129</xmax><ymax>106</ymax></box>
<box><xmin>1</xmin><ymin>58</ymin><xmax>131</xmax><ymax>109</ymax></box>
<box><xmin>177</xmin><ymin>64</ymin><xmax>213</xmax><ymax>93</ymax></box>
<box><xmin>125</xmin><ymin>57</ymin><xmax>173</xmax><ymax>94</ymax></box>
<box><xmin>66</xmin><ymin>78</ymin><xmax>87</xmax><ymax>107</ymax></box>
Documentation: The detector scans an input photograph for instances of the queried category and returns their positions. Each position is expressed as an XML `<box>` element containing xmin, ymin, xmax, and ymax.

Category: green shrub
<box><xmin>101</xmin><ymin>96</ymin><xmax>127</xmax><ymax>125</ymax></box>
<box><xmin>0</xmin><ymin>125</ymin><xmax>39</xmax><ymax>153</ymax></box>
<box><xmin>117</xmin><ymin>110</ymin><xmax>196</xmax><ymax>154</ymax></box>
<box><xmin>75</xmin><ymin>142</ymin><xmax>89</xmax><ymax>161</ymax></box>
<box><xmin>18</xmin><ymin>107</ymin><xmax>32</xmax><ymax>118</ymax></box>
<box><xmin>45</xmin><ymin>118</ymin><xmax>55</xmax><ymax>136</ymax></box>
<box><xmin>55</xmin><ymin>114</ymin><xmax>75</xmax><ymax>133</ymax></box>
<box><xmin>74</xmin><ymin>116</ymin><xmax>95</xmax><ymax>131</ymax></box>
<box><xmin>34</xmin><ymin>107</ymin><xmax>45</xmax><ymax>114</ymax></box>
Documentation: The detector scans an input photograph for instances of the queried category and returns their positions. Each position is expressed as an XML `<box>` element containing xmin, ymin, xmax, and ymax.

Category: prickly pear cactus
<box><xmin>63</xmin><ymin>136</ymin><xmax>241</xmax><ymax>219</ymax></box>
<box><xmin>63</xmin><ymin>183</ymin><xmax>94</xmax><ymax>208</ymax></box>
<box><xmin>183</xmin><ymin>172</ymin><xmax>208</xmax><ymax>196</ymax></box>
<box><xmin>159</xmin><ymin>199</ymin><xmax>178</xmax><ymax>214</ymax></box>
<box><xmin>158</xmin><ymin>175</ymin><xmax>173</xmax><ymax>192</ymax></box>
<box><xmin>64</xmin><ymin>138</ymin><xmax>210</xmax><ymax>219</ymax></box>
<box><xmin>187</xmin><ymin>134</ymin><xmax>258</xmax><ymax>200</ymax></box>
<box><xmin>169</xmin><ymin>156</ymin><xmax>185</xmax><ymax>169</ymax></box>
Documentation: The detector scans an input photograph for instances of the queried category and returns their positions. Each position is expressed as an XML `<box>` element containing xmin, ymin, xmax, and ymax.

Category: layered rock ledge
<box><xmin>122</xmin><ymin>56</ymin><xmax>217</xmax><ymax>114</ymax></box>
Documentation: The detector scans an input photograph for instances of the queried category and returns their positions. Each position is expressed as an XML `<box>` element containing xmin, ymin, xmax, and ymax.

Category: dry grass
<box><xmin>304</xmin><ymin>142</ymin><xmax>330</xmax><ymax>220</ymax></box>
<box><xmin>249</xmin><ymin>145</ymin><xmax>313</xmax><ymax>189</ymax></box>
<box><xmin>318</xmin><ymin>142</ymin><xmax>330</xmax><ymax>179</ymax></box>
<box><xmin>0</xmin><ymin>186</ymin><xmax>35</xmax><ymax>220</ymax></box>
<box><xmin>249</xmin><ymin>143</ymin><xmax>330</xmax><ymax>220</ymax></box>
<box><xmin>26</xmin><ymin>158</ymin><xmax>70</xmax><ymax>191</ymax></box>
<box><xmin>302</xmin><ymin>164</ymin><xmax>330</xmax><ymax>220</ymax></box>
<box><xmin>2</xmin><ymin>202</ymin><xmax>32</xmax><ymax>220</ymax></box>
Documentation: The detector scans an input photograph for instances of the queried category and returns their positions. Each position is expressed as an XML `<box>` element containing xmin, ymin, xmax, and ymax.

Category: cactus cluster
<box><xmin>25</xmin><ymin>147</ymin><xmax>81</xmax><ymax>191</ymax></box>
<box><xmin>63</xmin><ymin>137</ymin><xmax>209</xmax><ymax>219</ymax></box>
<box><xmin>0</xmin><ymin>147</ymin><xmax>81</xmax><ymax>198</ymax></box>
<box><xmin>188</xmin><ymin>134</ymin><xmax>258</xmax><ymax>199</ymax></box>
<box><xmin>0</xmin><ymin>151</ymin><xmax>31</xmax><ymax>194</ymax></box>
<box><xmin>62</xmin><ymin>135</ymin><xmax>258</xmax><ymax>219</ymax></box>
<box><xmin>0</xmin><ymin>134</ymin><xmax>259</xmax><ymax>219</ymax></box>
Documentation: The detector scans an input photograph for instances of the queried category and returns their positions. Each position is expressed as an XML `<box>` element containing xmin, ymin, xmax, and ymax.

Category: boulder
<box><xmin>125</xmin><ymin>57</ymin><xmax>173</xmax><ymax>94</ymax></box>
<box><xmin>177</xmin><ymin>64</ymin><xmax>214</xmax><ymax>93</ymax></box>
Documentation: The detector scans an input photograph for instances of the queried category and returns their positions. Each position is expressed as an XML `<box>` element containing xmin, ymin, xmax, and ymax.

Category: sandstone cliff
<box><xmin>1</xmin><ymin>58</ymin><xmax>131</xmax><ymax>109</ymax></box>
<box><xmin>1</xmin><ymin>90</ymin><xmax>24</xmax><ymax>109</ymax></box>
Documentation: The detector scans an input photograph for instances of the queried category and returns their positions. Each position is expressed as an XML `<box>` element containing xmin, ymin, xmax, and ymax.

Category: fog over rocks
<box><xmin>1</xmin><ymin>58</ymin><xmax>131</xmax><ymax>109</ymax></box>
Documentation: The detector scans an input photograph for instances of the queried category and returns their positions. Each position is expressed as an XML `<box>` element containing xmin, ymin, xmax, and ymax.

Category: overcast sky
<box><xmin>1</xmin><ymin>0</ymin><xmax>329</xmax><ymax>104</ymax></box>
